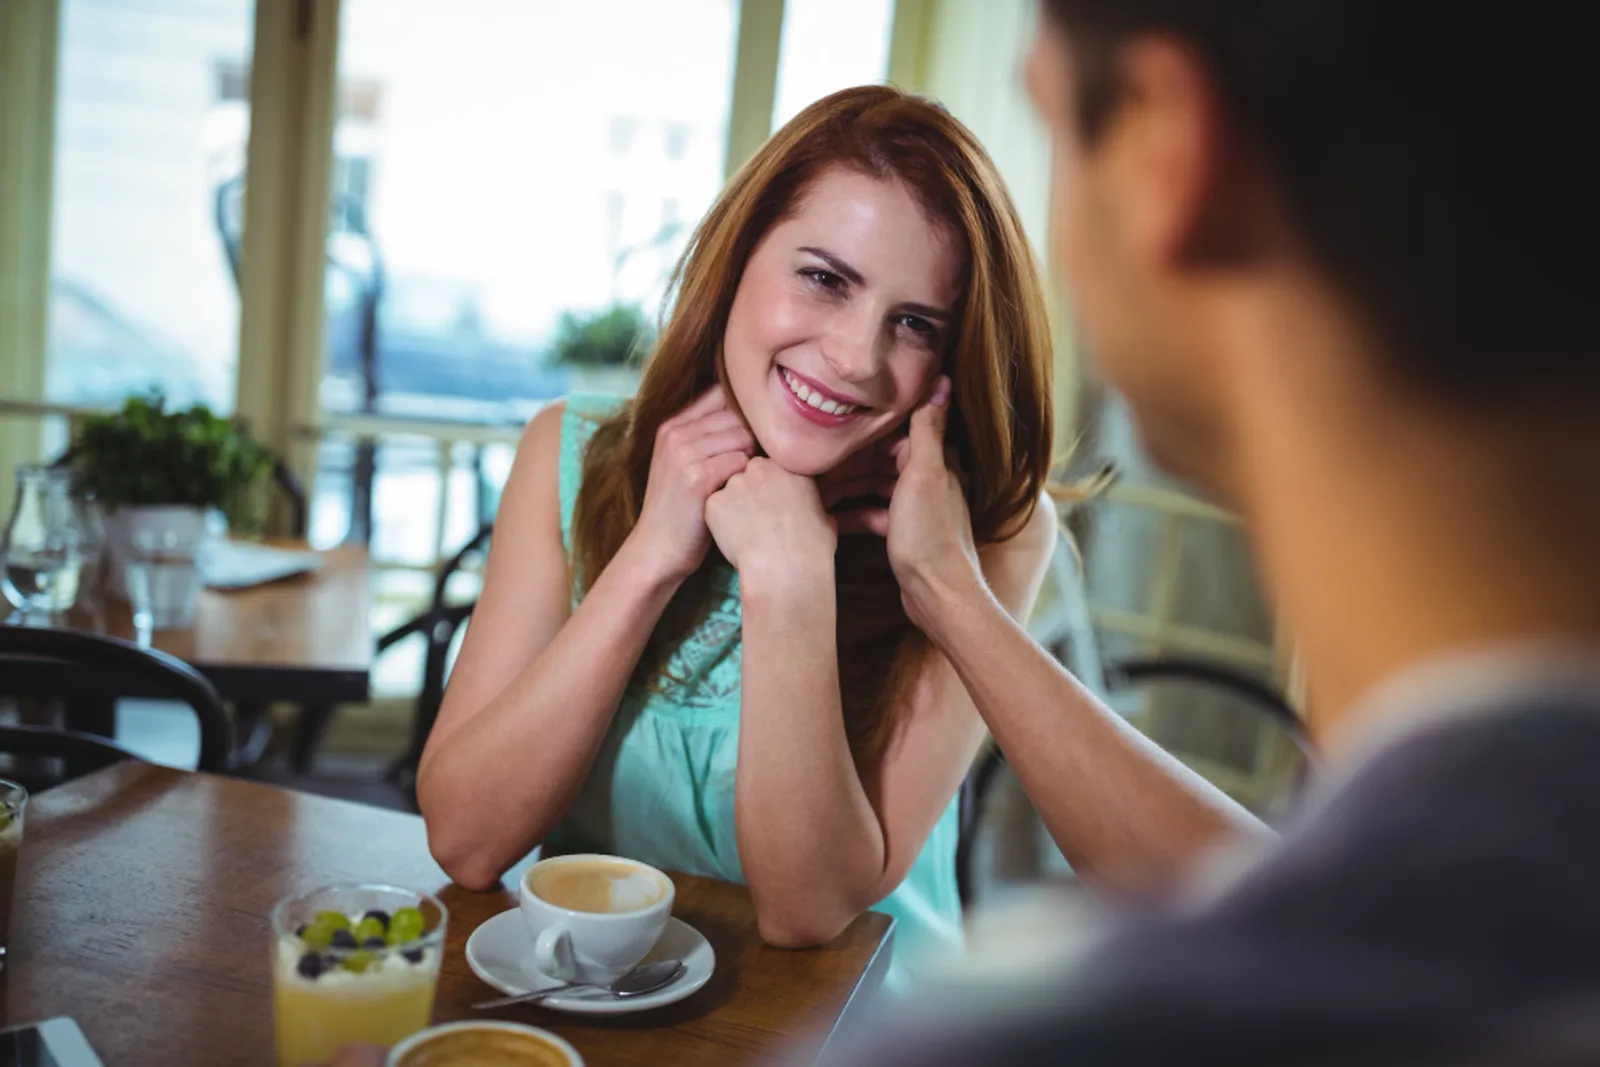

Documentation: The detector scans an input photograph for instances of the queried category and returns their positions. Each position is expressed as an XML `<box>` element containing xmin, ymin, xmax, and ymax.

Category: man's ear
<box><xmin>1098</xmin><ymin>35</ymin><xmax>1257</xmax><ymax>272</ymax></box>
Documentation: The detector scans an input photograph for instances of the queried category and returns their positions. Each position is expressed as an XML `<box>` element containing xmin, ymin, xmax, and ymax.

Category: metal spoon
<box><xmin>473</xmin><ymin>958</ymin><xmax>687</xmax><ymax>1010</ymax></box>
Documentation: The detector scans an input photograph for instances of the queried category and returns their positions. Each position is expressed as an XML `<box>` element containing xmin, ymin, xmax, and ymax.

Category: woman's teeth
<box><xmin>781</xmin><ymin>368</ymin><xmax>862</xmax><ymax>416</ymax></box>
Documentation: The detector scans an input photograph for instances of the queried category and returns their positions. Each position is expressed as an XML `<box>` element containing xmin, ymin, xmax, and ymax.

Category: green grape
<box><xmin>354</xmin><ymin>916</ymin><xmax>385</xmax><ymax>943</ymax></box>
<box><xmin>340</xmin><ymin>950</ymin><xmax>376</xmax><ymax>974</ymax></box>
<box><xmin>312</xmin><ymin>910</ymin><xmax>352</xmax><ymax>932</ymax></box>
<box><xmin>387</xmin><ymin>906</ymin><xmax>425</xmax><ymax>945</ymax></box>
<box><xmin>299</xmin><ymin>922</ymin><xmax>335</xmax><ymax>951</ymax></box>
<box><xmin>0</xmin><ymin>807</ymin><xmax>12</xmax><ymax>833</ymax></box>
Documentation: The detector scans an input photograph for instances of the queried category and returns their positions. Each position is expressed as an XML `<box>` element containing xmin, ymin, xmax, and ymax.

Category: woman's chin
<box><xmin>760</xmin><ymin>447</ymin><xmax>839</xmax><ymax>478</ymax></box>
<box><xmin>755</xmin><ymin>428</ymin><xmax>850</xmax><ymax>477</ymax></box>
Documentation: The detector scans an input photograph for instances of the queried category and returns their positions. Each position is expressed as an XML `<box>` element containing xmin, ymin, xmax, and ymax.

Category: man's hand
<box><xmin>840</xmin><ymin>376</ymin><xmax>985</xmax><ymax>634</ymax></box>
<box><xmin>323</xmin><ymin>1044</ymin><xmax>387</xmax><ymax>1067</ymax></box>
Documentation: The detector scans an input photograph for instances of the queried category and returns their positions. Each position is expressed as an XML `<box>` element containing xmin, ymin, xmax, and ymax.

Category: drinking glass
<box><xmin>0</xmin><ymin>464</ymin><xmax>84</xmax><ymax>615</ymax></box>
<box><xmin>123</xmin><ymin>512</ymin><xmax>207</xmax><ymax>629</ymax></box>
<box><xmin>72</xmin><ymin>490</ymin><xmax>108</xmax><ymax>606</ymax></box>
<box><xmin>271</xmin><ymin>883</ymin><xmax>447</xmax><ymax>1067</ymax></box>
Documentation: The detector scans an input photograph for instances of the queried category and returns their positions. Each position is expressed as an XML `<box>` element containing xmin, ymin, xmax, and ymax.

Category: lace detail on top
<box><xmin>558</xmin><ymin>395</ymin><xmax>742</xmax><ymax>715</ymax></box>
<box><xmin>552</xmin><ymin>394</ymin><xmax>963</xmax><ymax>990</ymax></box>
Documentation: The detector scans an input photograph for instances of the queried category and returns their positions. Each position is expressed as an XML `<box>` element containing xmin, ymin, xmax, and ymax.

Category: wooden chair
<box><xmin>0</xmin><ymin>625</ymin><xmax>232</xmax><ymax>791</ymax></box>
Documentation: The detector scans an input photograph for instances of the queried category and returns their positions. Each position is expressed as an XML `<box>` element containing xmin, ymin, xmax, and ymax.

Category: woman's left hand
<box><xmin>706</xmin><ymin>458</ymin><xmax>836</xmax><ymax>586</ymax></box>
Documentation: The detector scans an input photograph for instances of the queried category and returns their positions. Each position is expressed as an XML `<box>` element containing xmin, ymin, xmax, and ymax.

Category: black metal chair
<box><xmin>379</xmin><ymin>523</ymin><xmax>492</xmax><ymax>790</ymax></box>
<box><xmin>0</xmin><ymin>724</ymin><xmax>149</xmax><ymax>779</ymax></box>
<box><xmin>278</xmin><ymin>522</ymin><xmax>491</xmax><ymax>789</ymax></box>
<box><xmin>0</xmin><ymin>625</ymin><xmax>232</xmax><ymax>790</ymax></box>
<box><xmin>1105</xmin><ymin>655</ymin><xmax>1312</xmax><ymax>758</ymax></box>
<box><xmin>954</xmin><ymin>653</ymin><xmax>1310</xmax><ymax>907</ymax></box>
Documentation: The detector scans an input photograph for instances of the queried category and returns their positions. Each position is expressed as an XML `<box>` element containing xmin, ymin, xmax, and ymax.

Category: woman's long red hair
<box><xmin>572</xmin><ymin>85</ymin><xmax>1054</xmax><ymax>760</ymax></box>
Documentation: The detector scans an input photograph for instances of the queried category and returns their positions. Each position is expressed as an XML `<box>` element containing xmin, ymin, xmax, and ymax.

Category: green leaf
<box><xmin>69</xmin><ymin>391</ymin><xmax>272</xmax><ymax>531</ymax></box>
<box><xmin>547</xmin><ymin>303</ymin><xmax>653</xmax><ymax>367</ymax></box>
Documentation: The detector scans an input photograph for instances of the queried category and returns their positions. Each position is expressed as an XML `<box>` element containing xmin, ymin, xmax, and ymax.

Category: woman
<box><xmin>416</xmin><ymin>85</ymin><xmax>1059</xmax><ymax>984</ymax></box>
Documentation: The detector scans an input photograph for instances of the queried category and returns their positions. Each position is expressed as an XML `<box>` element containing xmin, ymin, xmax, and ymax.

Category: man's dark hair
<box><xmin>1042</xmin><ymin>1</ymin><xmax>1596</xmax><ymax>410</ymax></box>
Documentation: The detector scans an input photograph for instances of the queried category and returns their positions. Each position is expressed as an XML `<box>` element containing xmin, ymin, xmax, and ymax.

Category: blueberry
<box><xmin>362</xmin><ymin>936</ymin><xmax>387</xmax><ymax>951</ymax></box>
<box><xmin>402</xmin><ymin>947</ymin><xmax>424</xmax><ymax>965</ymax></box>
<box><xmin>296</xmin><ymin>953</ymin><xmax>325</xmax><ymax>980</ymax></box>
<box><xmin>361</xmin><ymin>909</ymin><xmax>391</xmax><ymax>932</ymax></box>
<box><xmin>330</xmin><ymin>928</ymin><xmax>358</xmax><ymax>950</ymax></box>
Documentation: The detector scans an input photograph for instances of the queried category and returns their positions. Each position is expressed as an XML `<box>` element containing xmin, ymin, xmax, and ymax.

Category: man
<box><xmin>825</xmin><ymin>0</ymin><xmax>1600</xmax><ymax>1062</ymax></box>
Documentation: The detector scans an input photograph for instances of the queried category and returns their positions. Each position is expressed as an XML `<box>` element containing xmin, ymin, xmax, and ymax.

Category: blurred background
<box><xmin>0</xmin><ymin>0</ymin><xmax>1298</xmax><ymax>904</ymax></box>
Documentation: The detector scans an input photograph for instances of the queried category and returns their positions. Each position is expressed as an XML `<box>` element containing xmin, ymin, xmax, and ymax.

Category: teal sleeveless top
<box><xmin>551</xmin><ymin>396</ymin><xmax>963</xmax><ymax>991</ymax></box>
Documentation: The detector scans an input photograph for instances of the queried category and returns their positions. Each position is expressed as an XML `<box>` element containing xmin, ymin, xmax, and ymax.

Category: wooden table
<box><xmin>57</xmin><ymin>543</ymin><xmax>375</xmax><ymax>705</ymax></box>
<box><xmin>2</xmin><ymin>763</ymin><xmax>895</xmax><ymax>1065</ymax></box>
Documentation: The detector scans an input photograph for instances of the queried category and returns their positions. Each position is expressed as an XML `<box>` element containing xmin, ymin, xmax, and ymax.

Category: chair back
<box><xmin>1105</xmin><ymin>655</ymin><xmax>1311</xmax><ymax>755</ymax></box>
<box><xmin>0</xmin><ymin>723</ymin><xmax>149</xmax><ymax>781</ymax></box>
<box><xmin>378</xmin><ymin>522</ymin><xmax>492</xmax><ymax>791</ymax></box>
<box><xmin>0</xmin><ymin>625</ymin><xmax>232</xmax><ymax>783</ymax></box>
<box><xmin>1103</xmin><ymin>654</ymin><xmax>1313</xmax><ymax>817</ymax></box>
<box><xmin>954</xmin><ymin>652</ymin><xmax>1309</xmax><ymax>907</ymax></box>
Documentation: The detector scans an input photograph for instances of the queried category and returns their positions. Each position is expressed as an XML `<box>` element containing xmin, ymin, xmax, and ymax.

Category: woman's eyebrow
<box><xmin>798</xmin><ymin>246</ymin><xmax>866</xmax><ymax>285</ymax></box>
<box><xmin>799</xmin><ymin>246</ymin><xmax>952</xmax><ymax>321</ymax></box>
<box><xmin>898</xmin><ymin>301</ymin><xmax>951</xmax><ymax>323</ymax></box>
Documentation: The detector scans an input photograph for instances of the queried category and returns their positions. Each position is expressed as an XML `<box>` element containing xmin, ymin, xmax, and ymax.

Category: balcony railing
<box><xmin>0</xmin><ymin>396</ymin><xmax>523</xmax><ymax>575</ymax></box>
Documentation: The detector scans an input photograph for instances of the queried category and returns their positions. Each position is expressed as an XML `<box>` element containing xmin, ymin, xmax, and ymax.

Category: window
<box><xmin>45</xmin><ymin>0</ymin><xmax>257</xmax><ymax>413</ymax></box>
<box><xmin>771</xmin><ymin>0</ymin><xmax>894</xmax><ymax>129</ymax></box>
<box><xmin>320</xmin><ymin>0</ymin><xmax>738</xmax><ymax>425</ymax></box>
<box><xmin>309</xmin><ymin>0</ymin><xmax>739</xmax><ymax>563</ymax></box>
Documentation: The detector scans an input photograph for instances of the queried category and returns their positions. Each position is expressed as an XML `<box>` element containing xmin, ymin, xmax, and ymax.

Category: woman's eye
<box><xmin>897</xmin><ymin>315</ymin><xmax>938</xmax><ymax>341</ymax></box>
<box><xmin>800</xmin><ymin>268</ymin><xmax>845</xmax><ymax>292</ymax></box>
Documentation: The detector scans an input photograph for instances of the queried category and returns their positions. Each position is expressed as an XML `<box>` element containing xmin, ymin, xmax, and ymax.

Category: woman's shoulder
<box><xmin>513</xmin><ymin>394</ymin><xmax>630</xmax><ymax>467</ymax></box>
<box><xmin>512</xmin><ymin>398</ymin><xmax>568</xmax><ymax>472</ymax></box>
<box><xmin>563</xmin><ymin>392</ymin><xmax>629</xmax><ymax>421</ymax></box>
<box><xmin>1000</xmin><ymin>490</ymin><xmax>1061</xmax><ymax>562</ymax></box>
<box><xmin>979</xmin><ymin>490</ymin><xmax>1061</xmax><ymax>612</ymax></box>
<box><xmin>520</xmin><ymin>394</ymin><xmax>632</xmax><ymax>548</ymax></box>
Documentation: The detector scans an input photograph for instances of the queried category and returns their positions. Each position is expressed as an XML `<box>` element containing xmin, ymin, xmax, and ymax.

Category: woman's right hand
<box><xmin>629</xmin><ymin>386</ymin><xmax>756</xmax><ymax>582</ymax></box>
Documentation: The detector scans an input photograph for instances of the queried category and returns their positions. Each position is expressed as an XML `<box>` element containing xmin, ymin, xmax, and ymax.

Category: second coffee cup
<box><xmin>520</xmin><ymin>854</ymin><xmax>674</xmax><ymax>985</ymax></box>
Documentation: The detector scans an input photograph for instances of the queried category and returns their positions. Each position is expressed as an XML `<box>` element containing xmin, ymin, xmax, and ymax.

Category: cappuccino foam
<box><xmin>529</xmin><ymin>860</ymin><xmax>665</xmax><ymax>914</ymax></box>
<box><xmin>395</xmin><ymin>1028</ymin><xmax>573</xmax><ymax>1066</ymax></box>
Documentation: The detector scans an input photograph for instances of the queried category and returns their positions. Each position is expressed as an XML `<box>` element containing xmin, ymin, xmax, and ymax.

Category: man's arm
<box><xmin>858</xmin><ymin>377</ymin><xmax>1266</xmax><ymax>897</ymax></box>
<box><xmin>925</xmin><ymin>544</ymin><xmax>1266</xmax><ymax>896</ymax></box>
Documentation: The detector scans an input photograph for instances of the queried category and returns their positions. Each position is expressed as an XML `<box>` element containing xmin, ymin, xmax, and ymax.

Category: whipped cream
<box><xmin>275</xmin><ymin>936</ymin><xmax>439</xmax><ymax>993</ymax></box>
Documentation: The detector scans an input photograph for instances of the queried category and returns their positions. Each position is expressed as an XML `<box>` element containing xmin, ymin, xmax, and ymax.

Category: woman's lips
<box><xmin>776</xmin><ymin>366</ymin><xmax>869</xmax><ymax>427</ymax></box>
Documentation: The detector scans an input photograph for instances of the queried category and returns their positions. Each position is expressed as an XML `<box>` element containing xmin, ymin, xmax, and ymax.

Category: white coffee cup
<box><xmin>387</xmin><ymin>1020</ymin><xmax>583</xmax><ymax>1066</ymax></box>
<box><xmin>519</xmin><ymin>853</ymin><xmax>674</xmax><ymax>986</ymax></box>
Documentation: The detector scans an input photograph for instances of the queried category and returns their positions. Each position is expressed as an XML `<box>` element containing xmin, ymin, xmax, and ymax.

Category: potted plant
<box><xmin>548</xmin><ymin>303</ymin><xmax>652</xmax><ymax>396</ymax></box>
<box><xmin>69</xmin><ymin>394</ymin><xmax>272</xmax><ymax>625</ymax></box>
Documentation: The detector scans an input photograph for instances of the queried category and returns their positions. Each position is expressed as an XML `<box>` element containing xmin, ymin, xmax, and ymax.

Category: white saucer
<box><xmin>465</xmin><ymin>910</ymin><xmax>715</xmax><ymax>1015</ymax></box>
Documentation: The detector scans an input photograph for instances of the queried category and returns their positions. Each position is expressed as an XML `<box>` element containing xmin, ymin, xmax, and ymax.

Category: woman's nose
<box><xmin>821</xmin><ymin>315</ymin><xmax>887</xmax><ymax>384</ymax></box>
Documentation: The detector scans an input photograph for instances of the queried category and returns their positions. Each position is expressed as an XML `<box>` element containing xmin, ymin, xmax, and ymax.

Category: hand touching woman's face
<box><xmin>722</xmin><ymin>166</ymin><xmax>964</xmax><ymax>478</ymax></box>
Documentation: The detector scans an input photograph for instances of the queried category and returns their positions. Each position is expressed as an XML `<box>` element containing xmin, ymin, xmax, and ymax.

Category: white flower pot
<box><xmin>105</xmin><ymin>505</ymin><xmax>213</xmax><ymax>629</ymax></box>
<box><xmin>570</xmin><ymin>365</ymin><xmax>642</xmax><ymax>398</ymax></box>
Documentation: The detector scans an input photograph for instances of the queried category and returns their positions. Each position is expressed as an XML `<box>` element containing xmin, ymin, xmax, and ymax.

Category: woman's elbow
<box><xmin>425</xmin><ymin>821</ymin><xmax>506</xmax><ymax>892</ymax></box>
<box><xmin>755</xmin><ymin>903</ymin><xmax>855</xmax><ymax>949</ymax></box>
<box><xmin>419</xmin><ymin>786</ymin><xmax>514</xmax><ymax>891</ymax></box>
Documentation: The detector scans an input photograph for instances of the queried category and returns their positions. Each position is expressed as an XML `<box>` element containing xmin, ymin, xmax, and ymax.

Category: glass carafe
<box><xmin>0</xmin><ymin>464</ymin><xmax>85</xmax><ymax>615</ymax></box>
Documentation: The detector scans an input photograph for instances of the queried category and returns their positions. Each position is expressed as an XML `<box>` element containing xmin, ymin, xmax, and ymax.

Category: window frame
<box><xmin>0</xmin><ymin>0</ymin><xmax>788</xmax><ymax>524</ymax></box>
